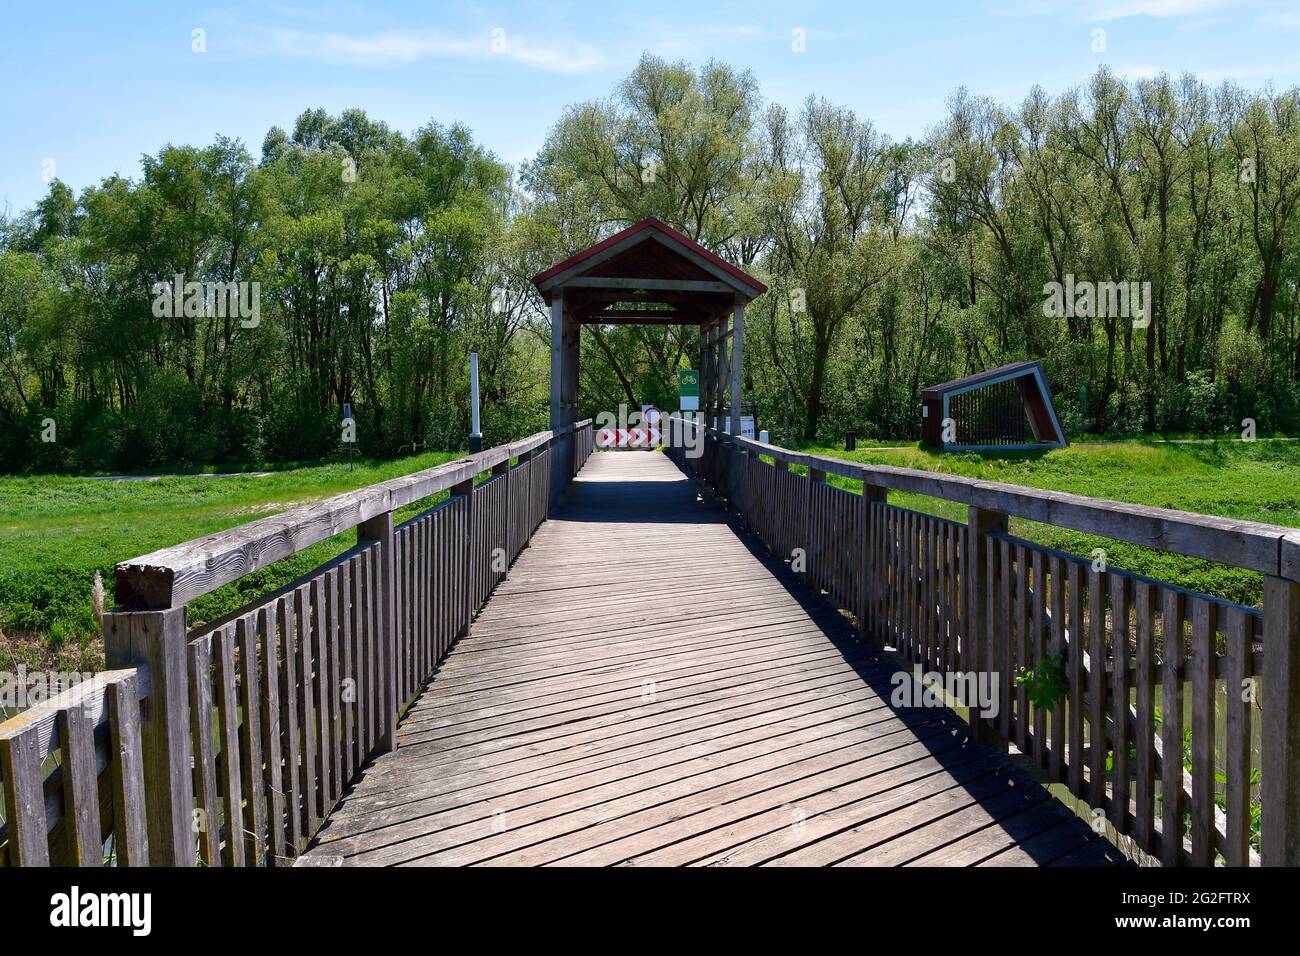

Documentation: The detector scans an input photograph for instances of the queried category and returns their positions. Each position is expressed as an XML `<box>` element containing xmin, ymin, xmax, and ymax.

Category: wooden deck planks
<box><xmin>303</xmin><ymin>450</ymin><xmax>1122</xmax><ymax>867</ymax></box>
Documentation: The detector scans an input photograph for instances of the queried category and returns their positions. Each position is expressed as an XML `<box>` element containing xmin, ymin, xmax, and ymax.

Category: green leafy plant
<box><xmin>1015</xmin><ymin>653</ymin><xmax>1068</xmax><ymax>712</ymax></box>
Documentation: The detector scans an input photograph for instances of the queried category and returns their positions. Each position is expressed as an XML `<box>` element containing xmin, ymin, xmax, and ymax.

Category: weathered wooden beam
<box><xmin>113</xmin><ymin>430</ymin><xmax>556</xmax><ymax>609</ymax></box>
<box><xmin>561</xmin><ymin>277</ymin><xmax>734</xmax><ymax>293</ymax></box>
<box><xmin>1262</xmin><ymin>575</ymin><xmax>1300</xmax><ymax>866</ymax></box>
<box><xmin>579</xmin><ymin>316</ymin><xmax>695</xmax><ymax>327</ymax></box>
<box><xmin>102</xmin><ymin>607</ymin><xmax>194</xmax><ymax>865</ymax></box>
<box><xmin>691</xmin><ymin>424</ymin><xmax>1294</xmax><ymax>576</ymax></box>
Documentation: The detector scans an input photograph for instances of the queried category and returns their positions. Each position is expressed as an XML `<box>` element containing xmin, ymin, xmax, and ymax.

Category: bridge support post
<box><xmin>966</xmin><ymin>506</ymin><xmax>1008</xmax><ymax>752</ymax></box>
<box><xmin>1262</xmin><ymin>574</ymin><xmax>1300</xmax><ymax>866</ymax></box>
<box><xmin>359</xmin><ymin>511</ymin><xmax>397</xmax><ymax>754</ymax></box>
<box><xmin>102</xmin><ymin>605</ymin><xmax>195</xmax><ymax>865</ymax></box>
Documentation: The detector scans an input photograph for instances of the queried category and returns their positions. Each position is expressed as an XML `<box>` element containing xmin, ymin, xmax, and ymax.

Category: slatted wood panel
<box><xmin>186</xmin><ymin>544</ymin><xmax>382</xmax><ymax>865</ymax></box>
<box><xmin>0</xmin><ymin>671</ymin><xmax>148</xmax><ymax>867</ymax></box>
<box><xmin>973</xmin><ymin>535</ymin><xmax>1264</xmax><ymax>866</ymax></box>
<box><xmin>301</xmin><ymin>451</ymin><xmax>1122</xmax><ymax>867</ymax></box>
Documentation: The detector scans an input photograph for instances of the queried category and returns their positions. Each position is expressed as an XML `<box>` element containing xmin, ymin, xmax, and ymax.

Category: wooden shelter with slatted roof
<box><xmin>531</xmin><ymin>217</ymin><xmax>766</xmax><ymax>434</ymax></box>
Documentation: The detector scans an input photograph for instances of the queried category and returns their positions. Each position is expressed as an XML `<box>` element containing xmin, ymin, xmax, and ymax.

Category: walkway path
<box><xmin>302</xmin><ymin>451</ymin><xmax>1124</xmax><ymax>866</ymax></box>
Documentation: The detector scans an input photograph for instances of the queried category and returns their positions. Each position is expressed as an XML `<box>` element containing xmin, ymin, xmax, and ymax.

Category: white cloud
<box><xmin>993</xmin><ymin>0</ymin><xmax>1246</xmax><ymax>19</ymax></box>
<box><xmin>1086</xmin><ymin>0</ymin><xmax>1247</xmax><ymax>20</ymax></box>
<box><xmin>1258</xmin><ymin>11</ymin><xmax>1300</xmax><ymax>27</ymax></box>
<box><xmin>249</xmin><ymin>26</ymin><xmax>609</xmax><ymax>74</ymax></box>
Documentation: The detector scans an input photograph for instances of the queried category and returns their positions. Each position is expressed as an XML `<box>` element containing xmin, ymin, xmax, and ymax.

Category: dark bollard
<box><xmin>845</xmin><ymin>432</ymin><xmax>856</xmax><ymax>451</ymax></box>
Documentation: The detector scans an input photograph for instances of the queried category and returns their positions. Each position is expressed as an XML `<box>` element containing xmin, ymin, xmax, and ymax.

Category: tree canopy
<box><xmin>2</xmin><ymin>56</ymin><xmax>1298</xmax><ymax>472</ymax></box>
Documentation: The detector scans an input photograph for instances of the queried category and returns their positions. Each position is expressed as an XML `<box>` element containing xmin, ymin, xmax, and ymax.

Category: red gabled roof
<box><xmin>531</xmin><ymin>217</ymin><xmax>767</xmax><ymax>295</ymax></box>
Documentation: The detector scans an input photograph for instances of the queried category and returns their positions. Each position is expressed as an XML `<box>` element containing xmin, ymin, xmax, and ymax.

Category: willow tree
<box><xmin>755</xmin><ymin>97</ymin><xmax>893</xmax><ymax>440</ymax></box>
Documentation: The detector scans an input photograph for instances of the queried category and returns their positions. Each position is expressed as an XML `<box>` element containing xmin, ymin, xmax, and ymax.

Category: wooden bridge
<box><xmin>297</xmin><ymin>449</ymin><xmax>1119</xmax><ymax>866</ymax></box>
<box><xmin>3</xmin><ymin>419</ymin><xmax>1300</xmax><ymax>868</ymax></box>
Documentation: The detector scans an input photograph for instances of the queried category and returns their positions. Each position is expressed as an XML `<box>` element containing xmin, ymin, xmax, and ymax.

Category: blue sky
<box><xmin>3</xmin><ymin>0</ymin><xmax>1299</xmax><ymax>215</ymax></box>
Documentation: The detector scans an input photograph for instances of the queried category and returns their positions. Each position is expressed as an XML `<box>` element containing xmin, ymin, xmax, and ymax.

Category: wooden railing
<box><xmin>0</xmin><ymin>420</ymin><xmax>594</xmax><ymax>866</ymax></box>
<box><xmin>668</xmin><ymin>423</ymin><xmax>1300</xmax><ymax>867</ymax></box>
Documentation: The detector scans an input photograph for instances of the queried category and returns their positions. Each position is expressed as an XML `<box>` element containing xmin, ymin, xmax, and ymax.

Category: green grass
<box><xmin>800</xmin><ymin>438</ymin><xmax>1300</xmax><ymax>608</ymax></box>
<box><xmin>0</xmin><ymin>452</ymin><xmax>463</xmax><ymax>671</ymax></box>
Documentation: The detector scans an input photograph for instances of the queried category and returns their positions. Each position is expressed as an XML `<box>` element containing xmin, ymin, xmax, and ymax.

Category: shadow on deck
<box><xmin>301</xmin><ymin>451</ymin><xmax>1127</xmax><ymax>867</ymax></box>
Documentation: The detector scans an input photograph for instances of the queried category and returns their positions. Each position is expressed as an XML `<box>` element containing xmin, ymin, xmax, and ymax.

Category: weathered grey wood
<box><xmin>1133</xmin><ymin>580</ymin><xmax>1156</xmax><ymax>849</ymax></box>
<box><xmin>689</xmin><ymin>424</ymin><xmax>1293</xmax><ymax>576</ymax></box>
<box><xmin>259</xmin><ymin>604</ymin><xmax>288</xmax><ymax>865</ymax></box>
<box><xmin>296</xmin><ymin>585</ymin><xmax>319</xmax><ymax>839</ymax></box>
<box><xmin>278</xmin><ymin>596</ymin><xmax>304</xmax><ymax>854</ymax></box>
<box><xmin>1161</xmin><ymin>589</ymin><xmax>1186</xmax><ymax>866</ymax></box>
<box><xmin>0</xmin><ymin>728</ymin><xmax>49</xmax><ymax>865</ymax></box>
<box><xmin>561</xmin><ymin>276</ymin><xmax>733</xmax><ymax>293</ymax></box>
<box><xmin>340</xmin><ymin>560</ymin><xmax>355</xmax><ymax>785</ymax></box>
<box><xmin>57</xmin><ymin>704</ymin><xmax>102</xmax><ymax>865</ymax></box>
<box><xmin>102</xmin><ymin>606</ymin><xmax>194</xmax><ymax>865</ymax></box>
<box><xmin>1189</xmin><ymin>599</ymin><xmax>1216</xmax><ymax>865</ymax></box>
<box><xmin>1261</xmin><ymin>574</ymin><xmax>1300</xmax><ymax>866</ymax></box>
<box><xmin>114</xmin><ymin>429</ymin><xmax>560</xmax><ymax>609</ymax></box>
<box><xmin>1109</xmin><ymin>574</ymin><xmax>1131</xmax><ymax>833</ymax></box>
<box><xmin>454</xmin><ymin>477</ymin><xmax>475</xmax><ymax>640</ymax></box>
<box><xmin>312</xmin><ymin>574</ymin><xmax>333</xmax><ymax>813</ymax></box>
<box><xmin>1223</xmin><ymin>606</ymin><xmax>1252</xmax><ymax>867</ymax></box>
<box><xmin>237</xmin><ymin>614</ymin><xmax>267</xmax><ymax>865</ymax></box>
<box><xmin>1087</xmin><ymin>567</ymin><xmax>1107</xmax><ymax>808</ymax></box>
<box><xmin>187</xmin><ymin>637</ymin><xmax>222</xmax><ymax>866</ymax></box>
<box><xmin>359</xmin><ymin>512</ymin><xmax>396</xmax><ymax>754</ymax></box>
<box><xmin>967</xmin><ymin>507</ymin><xmax>1007</xmax><ymax>748</ymax></box>
<box><xmin>214</xmin><ymin>626</ymin><xmax>245</xmax><ymax>867</ymax></box>
<box><xmin>106</xmin><ymin>673</ymin><xmax>149</xmax><ymax>866</ymax></box>
<box><xmin>300</xmin><ymin>451</ymin><xmax>1117</xmax><ymax>869</ymax></box>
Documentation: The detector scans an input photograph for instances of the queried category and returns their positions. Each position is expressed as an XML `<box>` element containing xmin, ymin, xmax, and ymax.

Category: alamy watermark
<box><xmin>890</xmin><ymin>664</ymin><xmax>1000</xmax><ymax>720</ymax></box>
<box><xmin>1</xmin><ymin>667</ymin><xmax>97</xmax><ymax>711</ymax></box>
<box><xmin>150</xmin><ymin>274</ymin><xmax>261</xmax><ymax>328</ymax></box>
<box><xmin>1042</xmin><ymin>274</ymin><xmax>1150</xmax><ymax>328</ymax></box>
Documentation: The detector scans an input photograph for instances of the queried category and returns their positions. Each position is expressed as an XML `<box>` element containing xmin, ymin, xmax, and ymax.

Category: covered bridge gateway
<box><xmin>531</xmin><ymin>217</ymin><xmax>767</xmax><ymax>434</ymax></box>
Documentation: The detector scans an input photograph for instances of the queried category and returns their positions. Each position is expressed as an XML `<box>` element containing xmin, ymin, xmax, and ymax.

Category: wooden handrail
<box><xmin>695</xmin><ymin>422</ymin><xmax>1299</xmax><ymax>579</ymax></box>
<box><xmin>114</xmin><ymin>425</ymin><xmax>590</xmax><ymax>610</ymax></box>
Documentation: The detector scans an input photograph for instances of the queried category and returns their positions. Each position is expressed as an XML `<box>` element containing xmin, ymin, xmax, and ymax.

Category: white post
<box><xmin>469</xmin><ymin>352</ymin><xmax>482</xmax><ymax>452</ymax></box>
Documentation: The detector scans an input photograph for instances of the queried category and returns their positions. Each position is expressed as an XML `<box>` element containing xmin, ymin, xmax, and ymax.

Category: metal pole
<box><xmin>343</xmin><ymin>402</ymin><xmax>353</xmax><ymax>471</ymax></box>
<box><xmin>469</xmin><ymin>352</ymin><xmax>482</xmax><ymax>453</ymax></box>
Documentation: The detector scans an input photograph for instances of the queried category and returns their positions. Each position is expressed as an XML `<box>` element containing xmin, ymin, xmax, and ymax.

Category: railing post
<box><xmin>966</xmin><ymin>506</ymin><xmax>1008</xmax><ymax>751</ymax></box>
<box><xmin>494</xmin><ymin>456</ymin><xmax>510</xmax><ymax>583</ymax></box>
<box><xmin>1262</xmin><ymin>574</ymin><xmax>1300</xmax><ymax>866</ymax></box>
<box><xmin>358</xmin><ymin>511</ymin><xmax>397</xmax><ymax>754</ymax></box>
<box><xmin>804</xmin><ymin>466</ymin><xmax>825</xmax><ymax>587</ymax></box>
<box><xmin>102</xmin><ymin>605</ymin><xmax>195</xmax><ymax>865</ymax></box>
<box><xmin>453</xmin><ymin>473</ymin><xmax>476</xmax><ymax>639</ymax></box>
<box><xmin>858</xmin><ymin>481</ymin><xmax>887</xmax><ymax>643</ymax></box>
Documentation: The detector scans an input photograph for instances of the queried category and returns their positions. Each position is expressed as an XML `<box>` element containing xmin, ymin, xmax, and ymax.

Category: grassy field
<box><xmin>0</xmin><ymin>452</ymin><xmax>461</xmax><ymax>672</ymax></box>
<box><xmin>2</xmin><ymin>438</ymin><xmax>1295</xmax><ymax>673</ymax></box>
<box><xmin>800</xmin><ymin>438</ymin><xmax>1300</xmax><ymax>609</ymax></box>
